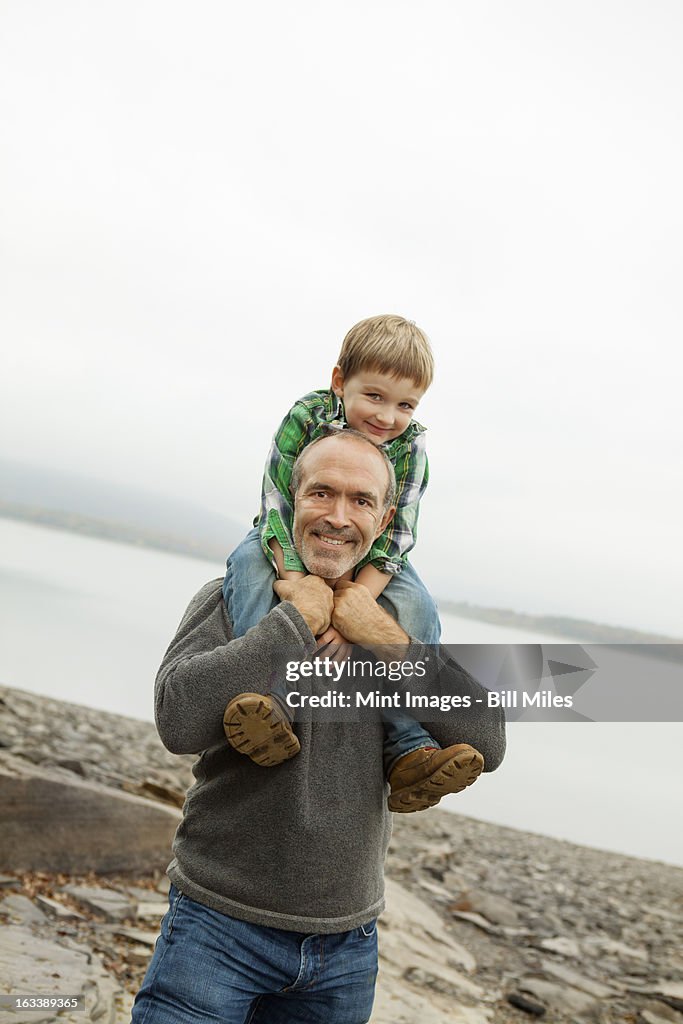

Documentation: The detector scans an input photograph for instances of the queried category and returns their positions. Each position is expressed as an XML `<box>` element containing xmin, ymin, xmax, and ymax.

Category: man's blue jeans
<box><xmin>131</xmin><ymin>884</ymin><xmax>379</xmax><ymax>1024</ymax></box>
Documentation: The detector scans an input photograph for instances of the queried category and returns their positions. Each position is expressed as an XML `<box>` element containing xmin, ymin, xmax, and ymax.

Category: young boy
<box><xmin>222</xmin><ymin>315</ymin><xmax>483</xmax><ymax>812</ymax></box>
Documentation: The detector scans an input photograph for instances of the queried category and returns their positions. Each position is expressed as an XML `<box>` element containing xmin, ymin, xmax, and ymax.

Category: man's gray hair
<box><xmin>290</xmin><ymin>428</ymin><xmax>397</xmax><ymax>513</ymax></box>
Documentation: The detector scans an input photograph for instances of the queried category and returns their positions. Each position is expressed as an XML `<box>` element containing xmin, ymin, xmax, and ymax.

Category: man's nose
<box><xmin>324</xmin><ymin>495</ymin><xmax>351</xmax><ymax>528</ymax></box>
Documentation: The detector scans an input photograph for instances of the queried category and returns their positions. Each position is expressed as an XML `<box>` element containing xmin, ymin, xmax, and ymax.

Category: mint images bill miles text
<box><xmin>284</xmin><ymin>690</ymin><xmax>573</xmax><ymax>710</ymax></box>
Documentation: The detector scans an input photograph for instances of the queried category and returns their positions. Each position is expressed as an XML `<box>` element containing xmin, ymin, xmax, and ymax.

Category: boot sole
<box><xmin>388</xmin><ymin>747</ymin><xmax>484</xmax><ymax>813</ymax></box>
<box><xmin>223</xmin><ymin>693</ymin><xmax>300</xmax><ymax>767</ymax></box>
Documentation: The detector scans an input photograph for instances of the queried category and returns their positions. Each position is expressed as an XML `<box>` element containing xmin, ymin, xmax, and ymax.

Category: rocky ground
<box><xmin>1</xmin><ymin>683</ymin><xmax>682</xmax><ymax>1024</ymax></box>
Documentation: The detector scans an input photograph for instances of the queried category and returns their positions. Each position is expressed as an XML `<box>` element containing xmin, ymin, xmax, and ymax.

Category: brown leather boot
<box><xmin>223</xmin><ymin>693</ymin><xmax>300</xmax><ymax>767</ymax></box>
<box><xmin>387</xmin><ymin>744</ymin><xmax>484</xmax><ymax>813</ymax></box>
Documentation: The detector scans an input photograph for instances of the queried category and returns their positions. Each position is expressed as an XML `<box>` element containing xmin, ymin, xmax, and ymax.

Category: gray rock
<box><xmin>417</xmin><ymin>878</ymin><xmax>454</xmax><ymax>901</ymax></box>
<box><xmin>134</xmin><ymin>901</ymin><xmax>168</xmax><ymax>922</ymax></box>
<box><xmin>519</xmin><ymin>976</ymin><xmax>598</xmax><ymax>1016</ymax></box>
<box><xmin>640</xmin><ymin>1002</ymin><xmax>682</xmax><ymax>1024</ymax></box>
<box><xmin>540</xmin><ymin>936</ymin><xmax>582</xmax><ymax>959</ymax></box>
<box><xmin>452</xmin><ymin>888</ymin><xmax>521</xmax><ymax>928</ymax></box>
<box><xmin>0</xmin><ymin>925</ymin><xmax>123</xmax><ymax>1023</ymax></box>
<box><xmin>381</xmin><ymin>879</ymin><xmax>477</xmax><ymax>975</ymax></box>
<box><xmin>540</xmin><ymin>959</ymin><xmax>621</xmax><ymax>998</ymax></box>
<box><xmin>0</xmin><ymin>893</ymin><xmax>48</xmax><ymax>925</ymax></box>
<box><xmin>507</xmin><ymin>991</ymin><xmax>546</xmax><ymax>1016</ymax></box>
<box><xmin>651</xmin><ymin>983</ymin><xmax>683</xmax><ymax>1000</ymax></box>
<box><xmin>0</xmin><ymin>752</ymin><xmax>181</xmax><ymax>873</ymax></box>
<box><xmin>582</xmin><ymin>936</ymin><xmax>649</xmax><ymax>963</ymax></box>
<box><xmin>35</xmin><ymin>894</ymin><xmax>86</xmax><ymax>921</ymax></box>
<box><xmin>126</xmin><ymin>943</ymin><xmax>156</xmax><ymax>967</ymax></box>
<box><xmin>113</xmin><ymin>927</ymin><xmax>161</xmax><ymax>947</ymax></box>
<box><xmin>450</xmin><ymin>910</ymin><xmax>501</xmax><ymax>934</ymax></box>
<box><xmin>62</xmin><ymin>885</ymin><xmax>135</xmax><ymax>923</ymax></box>
<box><xmin>123</xmin><ymin>885</ymin><xmax>165</xmax><ymax>902</ymax></box>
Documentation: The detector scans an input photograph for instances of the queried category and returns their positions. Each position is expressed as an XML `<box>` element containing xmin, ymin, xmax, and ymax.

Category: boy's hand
<box><xmin>315</xmin><ymin>625</ymin><xmax>353</xmax><ymax>664</ymax></box>
<box><xmin>273</xmin><ymin>575</ymin><xmax>334</xmax><ymax>637</ymax></box>
<box><xmin>331</xmin><ymin>580</ymin><xmax>409</xmax><ymax>651</ymax></box>
<box><xmin>281</xmin><ymin>569</ymin><xmax>306</xmax><ymax>583</ymax></box>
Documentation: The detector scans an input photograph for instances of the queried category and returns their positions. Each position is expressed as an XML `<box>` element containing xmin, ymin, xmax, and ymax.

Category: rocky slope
<box><xmin>1</xmin><ymin>683</ymin><xmax>681</xmax><ymax>1024</ymax></box>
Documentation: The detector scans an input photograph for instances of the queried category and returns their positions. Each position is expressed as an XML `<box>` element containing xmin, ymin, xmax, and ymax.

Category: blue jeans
<box><xmin>223</xmin><ymin>528</ymin><xmax>442</xmax><ymax>775</ymax></box>
<box><xmin>131</xmin><ymin>884</ymin><xmax>378</xmax><ymax>1024</ymax></box>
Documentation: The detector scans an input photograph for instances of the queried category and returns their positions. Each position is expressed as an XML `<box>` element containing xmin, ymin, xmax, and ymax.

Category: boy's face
<box><xmin>331</xmin><ymin>367</ymin><xmax>425</xmax><ymax>445</ymax></box>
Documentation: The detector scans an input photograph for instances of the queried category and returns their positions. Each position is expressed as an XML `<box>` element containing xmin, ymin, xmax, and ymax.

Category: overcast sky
<box><xmin>1</xmin><ymin>1</ymin><xmax>681</xmax><ymax>635</ymax></box>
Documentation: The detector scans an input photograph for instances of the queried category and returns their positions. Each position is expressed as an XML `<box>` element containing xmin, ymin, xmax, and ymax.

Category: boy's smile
<box><xmin>331</xmin><ymin>368</ymin><xmax>424</xmax><ymax>446</ymax></box>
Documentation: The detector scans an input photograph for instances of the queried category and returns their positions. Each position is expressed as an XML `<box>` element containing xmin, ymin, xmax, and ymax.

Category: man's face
<box><xmin>292</xmin><ymin>437</ymin><xmax>395</xmax><ymax>580</ymax></box>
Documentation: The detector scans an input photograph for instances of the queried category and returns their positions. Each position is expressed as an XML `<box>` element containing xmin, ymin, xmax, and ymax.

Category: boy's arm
<box><xmin>360</xmin><ymin>432</ymin><xmax>429</xmax><ymax>576</ymax></box>
<box><xmin>354</xmin><ymin>563</ymin><xmax>391</xmax><ymax>599</ymax></box>
<box><xmin>269</xmin><ymin>538</ymin><xmax>307</xmax><ymax>583</ymax></box>
<box><xmin>258</xmin><ymin>398</ymin><xmax>321</xmax><ymax>574</ymax></box>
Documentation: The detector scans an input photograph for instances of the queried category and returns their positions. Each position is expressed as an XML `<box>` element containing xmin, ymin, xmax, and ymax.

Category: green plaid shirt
<box><xmin>256</xmin><ymin>389</ymin><xmax>428</xmax><ymax>575</ymax></box>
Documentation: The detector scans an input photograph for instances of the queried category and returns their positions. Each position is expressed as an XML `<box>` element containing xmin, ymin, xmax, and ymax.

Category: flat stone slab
<box><xmin>541</xmin><ymin>958</ymin><xmax>621</xmax><ymax>998</ymax></box>
<box><xmin>112</xmin><ymin>927</ymin><xmax>160</xmax><ymax>947</ymax></box>
<box><xmin>0</xmin><ymin>925</ymin><xmax>123</xmax><ymax>1023</ymax></box>
<box><xmin>0</xmin><ymin>894</ymin><xmax>48</xmax><ymax>926</ymax></box>
<box><xmin>134</xmin><ymin>902</ymin><xmax>167</xmax><ymax>922</ymax></box>
<box><xmin>382</xmin><ymin>878</ymin><xmax>476</xmax><ymax>973</ymax></box>
<box><xmin>453</xmin><ymin>889</ymin><xmax>521</xmax><ymax>928</ymax></box>
<box><xmin>369</xmin><ymin>878</ymin><xmax>487</xmax><ymax>1024</ymax></box>
<box><xmin>519</xmin><ymin>976</ymin><xmax>598</xmax><ymax>1015</ymax></box>
<box><xmin>34</xmin><ymin>895</ymin><xmax>86</xmax><ymax>921</ymax></box>
<box><xmin>61</xmin><ymin>886</ymin><xmax>135</xmax><ymax>923</ymax></box>
<box><xmin>0</xmin><ymin>752</ymin><xmax>181</xmax><ymax>873</ymax></box>
<box><xmin>539</xmin><ymin>936</ymin><xmax>582</xmax><ymax>958</ymax></box>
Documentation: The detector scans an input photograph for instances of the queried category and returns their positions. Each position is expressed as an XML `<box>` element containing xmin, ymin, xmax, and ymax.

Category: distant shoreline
<box><xmin>1</xmin><ymin>504</ymin><xmax>681</xmax><ymax>649</ymax></box>
<box><xmin>0</xmin><ymin>501</ymin><xmax>226</xmax><ymax>563</ymax></box>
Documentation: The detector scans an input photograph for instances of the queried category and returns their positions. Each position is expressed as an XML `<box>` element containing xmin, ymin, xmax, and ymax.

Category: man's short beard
<box><xmin>294</xmin><ymin>522</ymin><xmax>367</xmax><ymax>579</ymax></box>
<box><xmin>300</xmin><ymin>545</ymin><xmax>358</xmax><ymax>579</ymax></box>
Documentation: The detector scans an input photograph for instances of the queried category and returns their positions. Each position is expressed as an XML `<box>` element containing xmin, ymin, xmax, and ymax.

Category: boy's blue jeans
<box><xmin>131</xmin><ymin>884</ymin><xmax>378</xmax><ymax>1023</ymax></box>
<box><xmin>223</xmin><ymin>528</ymin><xmax>442</xmax><ymax>774</ymax></box>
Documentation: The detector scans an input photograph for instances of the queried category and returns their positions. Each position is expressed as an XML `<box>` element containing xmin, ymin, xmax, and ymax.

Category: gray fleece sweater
<box><xmin>155</xmin><ymin>579</ymin><xmax>506</xmax><ymax>933</ymax></box>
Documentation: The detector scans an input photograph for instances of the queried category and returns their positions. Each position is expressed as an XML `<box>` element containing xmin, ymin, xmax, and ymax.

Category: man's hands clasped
<box><xmin>273</xmin><ymin>575</ymin><xmax>334</xmax><ymax>638</ymax></box>
<box><xmin>273</xmin><ymin>574</ymin><xmax>409</xmax><ymax>656</ymax></box>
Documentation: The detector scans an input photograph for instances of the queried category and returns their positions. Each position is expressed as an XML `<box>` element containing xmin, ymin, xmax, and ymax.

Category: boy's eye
<box><xmin>399</xmin><ymin>402</ymin><xmax>414</xmax><ymax>410</ymax></box>
<box><xmin>365</xmin><ymin>393</ymin><xmax>382</xmax><ymax>401</ymax></box>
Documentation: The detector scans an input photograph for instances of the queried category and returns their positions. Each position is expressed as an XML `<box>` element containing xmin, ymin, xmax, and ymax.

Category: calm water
<box><xmin>1</xmin><ymin>518</ymin><xmax>681</xmax><ymax>865</ymax></box>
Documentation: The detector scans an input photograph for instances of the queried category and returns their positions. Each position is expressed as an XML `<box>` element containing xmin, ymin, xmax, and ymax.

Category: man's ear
<box><xmin>375</xmin><ymin>505</ymin><xmax>396</xmax><ymax>539</ymax></box>
<box><xmin>331</xmin><ymin>366</ymin><xmax>345</xmax><ymax>397</ymax></box>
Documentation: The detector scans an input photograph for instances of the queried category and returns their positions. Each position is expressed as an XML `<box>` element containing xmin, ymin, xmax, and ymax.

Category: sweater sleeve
<box><xmin>154</xmin><ymin>580</ymin><xmax>317</xmax><ymax>754</ymax></box>
<box><xmin>396</xmin><ymin>639</ymin><xmax>507</xmax><ymax>771</ymax></box>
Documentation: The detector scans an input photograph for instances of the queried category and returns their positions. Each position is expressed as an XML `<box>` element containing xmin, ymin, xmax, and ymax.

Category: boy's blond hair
<box><xmin>337</xmin><ymin>314</ymin><xmax>434</xmax><ymax>390</ymax></box>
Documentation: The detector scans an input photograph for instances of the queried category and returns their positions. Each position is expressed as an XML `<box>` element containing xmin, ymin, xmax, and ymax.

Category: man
<box><xmin>131</xmin><ymin>431</ymin><xmax>506</xmax><ymax>1024</ymax></box>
